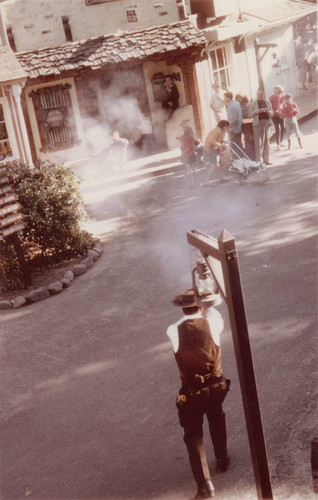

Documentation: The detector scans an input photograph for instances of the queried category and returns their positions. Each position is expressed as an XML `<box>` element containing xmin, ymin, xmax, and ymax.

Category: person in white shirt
<box><xmin>210</xmin><ymin>82</ymin><xmax>227</xmax><ymax>123</ymax></box>
<box><xmin>167</xmin><ymin>289</ymin><xmax>230</xmax><ymax>500</ymax></box>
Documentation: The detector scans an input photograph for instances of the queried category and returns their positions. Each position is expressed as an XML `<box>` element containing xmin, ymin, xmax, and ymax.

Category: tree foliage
<box><xmin>0</xmin><ymin>159</ymin><xmax>94</xmax><ymax>290</ymax></box>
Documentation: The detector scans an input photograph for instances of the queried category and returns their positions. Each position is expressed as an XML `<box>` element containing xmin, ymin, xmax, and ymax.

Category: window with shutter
<box><xmin>29</xmin><ymin>84</ymin><xmax>77</xmax><ymax>152</ymax></box>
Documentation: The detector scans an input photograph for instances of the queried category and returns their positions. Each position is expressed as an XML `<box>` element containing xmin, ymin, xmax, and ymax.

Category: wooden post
<box><xmin>217</xmin><ymin>229</ymin><xmax>272</xmax><ymax>499</ymax></box>
<box><xmin>254</xmin><ymin>39</ymin><xmax>264</xmax><ymax>89</ymax></box>
<box><xmin>9</xmin><ymin>232</ymin><xmax>32</xmax><ymax>288</ymax></box>
<box><xmin>254</xmin><ymin>39</ymin><xmax>277</xmax><ymax>90</ymax></box>
<box><xmin>186</xmin><ymin>228</ymin><xmax>273</xmax><ymax>499</ymax></box>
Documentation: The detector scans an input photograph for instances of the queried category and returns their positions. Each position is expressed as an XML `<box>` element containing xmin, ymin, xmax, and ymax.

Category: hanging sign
<box><xmin>46</xmin><ymin>108</ymin><xmax>65</xmax><ymax>128</ymax></box>
<box><xmin>0</xmin><ymin>162</ymin><xmax>25</xmax><ymax>238</ymax></box>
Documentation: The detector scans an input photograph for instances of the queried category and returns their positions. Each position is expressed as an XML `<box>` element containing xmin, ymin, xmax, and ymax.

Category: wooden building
<box><xmin>0</xmin><ymin>0</ymin><xmax>316</xmax><ymax>165</ymax></box>
<box><xmin>15</xmin><ymin>20</ymin><xmax>208</xmax><ymax>162</ymax></box>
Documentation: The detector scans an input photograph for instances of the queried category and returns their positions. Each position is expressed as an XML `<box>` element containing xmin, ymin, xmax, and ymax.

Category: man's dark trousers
<box><xmin>179</xmin><ymin>377</ymin><xmax>229</xmax><ymax>484</ymax></box>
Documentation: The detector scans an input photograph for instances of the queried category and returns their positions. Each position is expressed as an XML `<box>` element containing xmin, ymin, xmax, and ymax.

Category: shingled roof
<box><xmin>16</xmin><ymin>20</ymin><xmax>207</xmax><ymax>79</ymax></box>
<box><xmin>0</xmin><ymin>45</ymin><xmax>27</xmax><ymax>83</ymax></box>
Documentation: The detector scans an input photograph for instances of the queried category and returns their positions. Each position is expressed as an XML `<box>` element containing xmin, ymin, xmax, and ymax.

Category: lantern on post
<box><xmin>191</xmin><ymin>257</ymin><xmax>221</xmax><ymax>308</ymax></box>
<box><xmin>187</xmin><ymin>229</ymin><xmax>273</xmax><ymax>500</ymax></box>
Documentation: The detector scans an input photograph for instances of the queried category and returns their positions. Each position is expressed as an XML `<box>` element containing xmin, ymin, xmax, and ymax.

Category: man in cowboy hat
<box><xmin>167</xmin><ymin>289</ymin><xmax>230</xmax><ymax>499</ymax></box>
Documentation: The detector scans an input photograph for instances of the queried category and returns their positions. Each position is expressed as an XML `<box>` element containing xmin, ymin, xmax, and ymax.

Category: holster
<box><xmin>176</xmin><ymin>378</ymin><xmax>231</xmax><ymax>427</ymax></box>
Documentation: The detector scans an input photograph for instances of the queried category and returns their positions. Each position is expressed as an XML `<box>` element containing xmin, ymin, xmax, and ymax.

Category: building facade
<box><xmin>0</xmin><ymin>0</ymin><xmax>316</xmax><ymax>165</ymax></box>
<box><xmin>0</xmin><ymin>16</ymin><xmax>32</xmax><ymax>166</ymax></box>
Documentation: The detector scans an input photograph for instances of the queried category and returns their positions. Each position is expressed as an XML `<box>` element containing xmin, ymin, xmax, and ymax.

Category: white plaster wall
<box><xmin>229</xmin><ymin>44</ymin><xmax>252</xmax><ymax>99</ymax></box>
<box><xmin>245</xmin><ymin>25</ymin><xmax>298</xmax><ymax>99</ymax></box>
<box><xmin>2</xmin><ymin>0</ymin><xmax>180</xmax><ymax>52</ymax></box>
<box><xmin>143</xmin><ymin>61</ymin><xmax>186</xmax><ymax>145</ymax></box>
<box><xmin>258</xmin><ymin>26</ymin><xmax>298</xmax><ymax>97</ymax></box>
<box><xmin>244</xmin><ymin>38</ymin><xmax>259</xmax><ymax>97</ymax></box>
<box><xmin>194</xmin><ymin>57</ymin><xmax>214</xmax><ymax>140</ymax></box>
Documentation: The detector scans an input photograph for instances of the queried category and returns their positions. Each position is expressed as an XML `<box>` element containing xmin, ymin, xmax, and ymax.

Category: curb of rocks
<box><xmin>0</xmin><ymin>242</ymin><xmax>102</xmax><ymax>310</ymax></box>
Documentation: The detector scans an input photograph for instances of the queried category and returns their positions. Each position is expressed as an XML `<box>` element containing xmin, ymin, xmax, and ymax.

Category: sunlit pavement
<box><xmin>0</xmin><ymin>117</ymin><xmax>317</xmax><ymax>500</ymax></box>
<box><xmin>78</xmin><ymin>117</ymin><xmax>318</xmax><ymax>239</ymax></box>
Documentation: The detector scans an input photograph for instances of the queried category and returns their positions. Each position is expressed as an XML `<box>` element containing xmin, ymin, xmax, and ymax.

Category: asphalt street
<box><xmin>0</xmin><ymin>117</ymin><xmax>317</xmax><ymax>500</ymax></box>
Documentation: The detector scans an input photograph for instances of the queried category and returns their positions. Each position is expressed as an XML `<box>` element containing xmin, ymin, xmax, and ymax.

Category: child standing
<box><xmin>281</xmin><ymin>94</ymin><xmax>302</xmax><ymax>149</ymax></box>
<box><xmin>178</xmin><ymin>121</ymin><xmax>199</xmax><ymax>188</ymax></box>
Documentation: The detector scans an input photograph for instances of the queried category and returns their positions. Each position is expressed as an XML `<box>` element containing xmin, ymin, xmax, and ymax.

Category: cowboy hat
<box><xmin>172</xmin><ymin>289</ymin><xmax>197</xmax><ymax>308</ymax></box>
<box><xmin>172</xmin><ymin>288</ymin><xmax>222</xmax><ymax>308</ymax></box>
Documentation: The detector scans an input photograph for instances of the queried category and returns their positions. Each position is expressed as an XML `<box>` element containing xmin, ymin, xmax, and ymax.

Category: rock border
<box><xmin>0</xmin><ymin>242</ymin><xmax>102</xmax><ymax>310</ymax></box>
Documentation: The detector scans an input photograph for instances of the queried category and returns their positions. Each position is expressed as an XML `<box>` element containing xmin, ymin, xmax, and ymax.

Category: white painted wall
<box><xmin>229</xmin><ymin>43</ymin><xmax>252</xmax><ymax>98</ymax></box>
<box><xmin>193</xmin><ymin>57</ymin><xmax>214</xmax><ymax>139</ymax></box>
<box><xmin>261</xmin><ymin>26</ymin><xmax>298</xmax><ymax>97</ymax></box>
<box><xmin>143</xmin><ymin>61</ymin><xmax>186</xmax><ymax>145</ymax></box>
<box><xmin>2</xmin><ymin>0</ymin><xmax>180</xmax><ymax>52</ymax></box>
<box><xmin>245</xmin><ymin>25</ymin><xmax>298</xmax><ymax>99</ymax></box>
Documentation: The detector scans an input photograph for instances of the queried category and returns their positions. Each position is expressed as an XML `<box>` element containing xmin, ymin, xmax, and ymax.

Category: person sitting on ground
<box><xmin>177</xmin><ymin>121</ymin><xmax>200</xmax><ymax>188</ymax></box>
<box><xmin>203</xmin><ymin>120</ymin><xmax>229</xmax><ymax>186</ymax></box>
<box><xmin>280</xmin><ymin>93</ymin><xmax>302</xmax><ymax>149</ymax></box>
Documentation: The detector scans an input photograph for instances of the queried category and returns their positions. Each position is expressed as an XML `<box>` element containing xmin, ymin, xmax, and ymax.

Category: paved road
<box><xmin>1</xmin><ymin>118</ymin><xmax>317</xmax><ymax>500</ymax></box>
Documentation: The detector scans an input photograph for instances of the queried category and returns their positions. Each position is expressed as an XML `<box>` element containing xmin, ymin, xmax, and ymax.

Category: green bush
<box><xmin>0</xmin><ymin>159</ymin><xmax>94</xmax><ymax>290</ymax></box>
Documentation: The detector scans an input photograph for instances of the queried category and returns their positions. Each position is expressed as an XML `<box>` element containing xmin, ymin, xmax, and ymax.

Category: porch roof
<box><xmin>0</xmin><ymin>45</ymin><xmax>27</xmax><ymax>84</ymax></box>
<box><xmin>241</xmin><ymin>0</ymin><xmax>317</xmax><ymax>24</ymax></box>
<box><xmin>16</xmin><ymin>20</ymin><xmax>207</xmax><ymax>79</ymax></box>
<box><xmin>203</xmin><ymin>0</ymin><xmax>317</xmax><ymax>44</ymax></box>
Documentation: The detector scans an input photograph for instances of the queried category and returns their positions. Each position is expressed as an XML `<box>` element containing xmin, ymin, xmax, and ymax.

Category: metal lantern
<box><xmin>191</xmin><ymin>257</ymin><xmax>220</xmax><ymax>308</ymax></box>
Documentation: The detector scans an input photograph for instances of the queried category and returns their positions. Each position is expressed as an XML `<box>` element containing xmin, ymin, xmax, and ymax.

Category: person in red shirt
<box><xmin>178</xmin><ymin>121</ymin><xmax>200</xmax><ymax>188</ymax></box>
<box><xmin>269</xmin><ymin>85</ymin><xmax>285</xmax><ymax>150</ymax></box>
<box><xmin>281</xmin><ymin>94</ymin><xmax>302</xmax><ymax>149</ymax></box>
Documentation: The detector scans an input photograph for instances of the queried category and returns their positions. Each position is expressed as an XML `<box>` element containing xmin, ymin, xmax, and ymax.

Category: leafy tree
<box><xmin>0</xmin><ymin>160</ymin><xmax>93</xmax><ymax>290</ymax></box>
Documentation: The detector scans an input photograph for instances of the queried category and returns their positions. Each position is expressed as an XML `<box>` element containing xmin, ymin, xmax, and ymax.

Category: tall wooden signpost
<box><xmin>0</xmin><ymin>161</ymin><xmax>32</xmax><ymax>287</ymax></box>
<box><xmin>187</xmin><ymin>228</ymin><xmax>273</xmax><ymax>500</ymax></box>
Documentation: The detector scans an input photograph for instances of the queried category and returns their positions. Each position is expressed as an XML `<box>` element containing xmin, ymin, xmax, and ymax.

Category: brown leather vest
<box><xmin>174</xmin><ymin>317</ymin><xmax>222</xmax><ymax>387</ymax></box>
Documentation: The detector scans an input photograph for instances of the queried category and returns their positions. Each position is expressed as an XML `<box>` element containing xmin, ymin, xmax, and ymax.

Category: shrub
<box><xmin>0</xmin><ymin>159</ymin><xmax>94</xmax><ymax>290</ymax></box>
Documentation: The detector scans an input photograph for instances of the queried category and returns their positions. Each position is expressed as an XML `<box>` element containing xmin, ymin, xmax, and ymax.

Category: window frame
<box><xmin>209</xmin><ymin>44</ymin><xmax>231</xmax><ymax>89</ymax></box>
<box><xmin>29</xmin><ymin>84</ymin><xmax>77</xmax><ymax>153</ymax></box>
